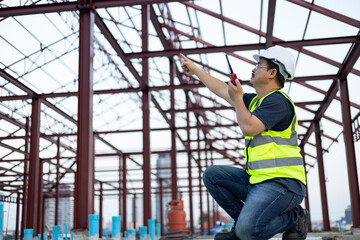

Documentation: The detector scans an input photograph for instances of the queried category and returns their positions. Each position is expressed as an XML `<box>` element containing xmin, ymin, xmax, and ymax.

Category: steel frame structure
<box><xmin>0</xmin><ymin>0</ymin><xmax>359</xmax><ymax>238</ymax></box>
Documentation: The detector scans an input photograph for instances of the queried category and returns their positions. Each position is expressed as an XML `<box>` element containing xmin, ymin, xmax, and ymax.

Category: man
<box><xmin>180</xmin><ymin>46</ymin><xmax>310</xmax><ymax>240</ymax></box>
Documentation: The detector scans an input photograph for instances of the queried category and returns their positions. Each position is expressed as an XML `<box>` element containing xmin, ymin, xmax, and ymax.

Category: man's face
<box><xmin>250</xmin><ymin>58</ymin><xmax>269</xmax><ymax>86</ymax></box>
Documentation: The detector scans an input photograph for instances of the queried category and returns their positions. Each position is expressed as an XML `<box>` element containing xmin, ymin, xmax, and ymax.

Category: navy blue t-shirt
<box><xmin>243</xmin><ymin>92</ymin><xmax>306</xmax><ymax>197</ymax></box>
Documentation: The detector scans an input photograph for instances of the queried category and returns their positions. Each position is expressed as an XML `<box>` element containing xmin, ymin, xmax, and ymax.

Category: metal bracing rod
<box><xmin>98</xmin><ymin>7</ymin><xmax>236</xmax><ymax>178</ymax></box>
<box><xmin>124</xmin><ymin>35</ymin><xmax>360</xmax><ymax>60</ymax></box>
<box><xmin>286</xmin><ymin>0</ymin><xmax>360</xmax><ymax>28</ymax></box>
<box><xmin>298</xmin><ymin>105</ymin><xmax>343</xmax><ymax>126</ymax></box>
<box><xmin>0</xmin><ymin>73</ymin><xmax>352</xmax><ymax>101</ymax></box>
<box><xmin>0</xmin><ymin>59</ymin><xmax>142</xmax><ymax>199</ymax></box>
<box><xmin>151</xmin><ymin>6</ymin><xmax>243</xmax><ymax>167</ymax></box>
<box><xmin>300</xmin><ymin>37</ymin><xmax>360</xmax><ymax>148</ymax></box>
<box><xmin>304</xmin><ymin>141</ymin><xmax>329</xmax><ymax>153</ymax></box>
<box><xmin>180</xmin><ymin>2</ymin><xmax>360</xmax><ymax>77</ymax></box>
<box><xmin>94</xmin><ymin>2</ymin><xmax>175</xmax><ymax>205</ymax></box>
<box><xmin>298</xmin><ymin>81</ymin><xmax>360</xmax><ymax>110</ymax></box>
<box><xmin>0</xmin><ymin>0</ymin><xmax>182</xmax><ymax>17</ymax></box>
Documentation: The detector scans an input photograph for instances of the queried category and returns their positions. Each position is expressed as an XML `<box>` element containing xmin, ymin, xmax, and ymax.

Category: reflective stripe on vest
<box><xmin>244</xmin><ymin>90</ymin><xmax>306</xmax><ymax>185</ymax></box>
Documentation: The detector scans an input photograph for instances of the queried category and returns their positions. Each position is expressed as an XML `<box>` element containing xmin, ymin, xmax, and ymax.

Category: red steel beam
<box><xmin>180</xmin><ymin>2</ymin><xmax>360</xmax><ymax>77</ymax></box>
<box><xmin>25</xmin><ymin>98</ymin><xmax>41</xmax><ymax>234</ymax></box>
<box><xmin>300</xmin><ymin>37</ymin><xmax>360</xmax><ymax>148</ymax></box>
<box><xmin>74</xmin><ymin>7</ymin><xmax>95</xmax><ymax>230</ymax></box>
<box><xmin>287</xmin><ymin>0</ymin><xmax>360</xmax><ymax>28</ymax></box>
<box><xmin>0</xmin><ymin>0</ymin><xmax>182</xmax><ymax>17</ymax></box>
<box><xmin>0</xmin><ymin>73</ymin><xmax>344</xmax><ymax>101</ymax></box>
<box><xmin>314</xmin><ymin>121</ymin><xmax>330</xmax><ymax>231</ymax></box>
<box><xmin>142</xmin><ymin>4</ymin><xmax>152</xmax><ymax>226</ymax></box>
<box><xmin>124</xmin><ymin>35</ymin><xmax>360</xmax><ymax>59</ymax></box>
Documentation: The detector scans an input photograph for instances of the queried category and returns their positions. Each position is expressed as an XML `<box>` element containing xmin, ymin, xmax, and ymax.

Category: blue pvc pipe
<box><xmin>127</xmin><ymin>229</ymin><xmax>136</xmax><ymax>240</ymax></box>
<box><xmin>124</xmin><ymin>231</ymin><xmax>127</xmax><ymax>240</ymax></box>
<box><xmin>139</xmin><ymin>226</ymin><xmax>147</xmax><ymax>240</ymax></box>
<box><xmin>65</xmin><ymin>224</ymin><xmax>68</xmax><ymax>240</ymax></box>
<box><xmin>71</xmin><ymin>233</ymin><xmax>74</xmax><ymax>240</ymax></box>
<box><xmin>148</xmin><ymin>219</ymin><xmax>155</xmax><ymax>240</ymax></box>
<box><xmin>156</xmin><ymin>223</ymin><xmax>161</xmax><ymax>238</ymax></box>
<box><xmin>43</xmin><ymin>233</ymin><xmax>47</xmax><ymax>240</ymax></box>
<box><xmin>0</xmin><ymin>202</ymin><xmax>3</xmax><ymax>240</ymax></box>
<box><xmin>106</xmin><ymin>230</ymin><xmax>109</xmax><ymax>240</ymax></box>
<box><xmin>338</xmin><ymin>220</ymin><xmax>344</xmax><ymax>236</ymax></box>
<box><xmin>38</xmin><ymin>233</ymin><xmax>41</xmax><ymax>240</ymax></box>
<box><xmin>112</xmin><ymin>216</ymin><xmax>121</xmax><ymax>240</ymax></box>
<box><xmin>52</xmin><ymin>226</ymin><xmax>61</xmax><ymax>240</ymax></box>
<box><xmin>89</xmin><ymin>214</ymin><xmax>99</xmax><ymax>238</ymax></box>
<box><xmin>24</xmin><ymin>229</ymin><xmax>33</xmax><ymax>240</ymax></box>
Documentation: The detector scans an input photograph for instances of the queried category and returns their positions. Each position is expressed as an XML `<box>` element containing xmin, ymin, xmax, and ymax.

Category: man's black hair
<box><xmin>262</xmin><ymin>58</ymin><xmax>285</xmax><ymax>88</ymax></box>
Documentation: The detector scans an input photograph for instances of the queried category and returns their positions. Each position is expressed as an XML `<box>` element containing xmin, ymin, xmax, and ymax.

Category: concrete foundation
<box><xmin>196</xmin><ymin>231</ymin><xmax>360</xmax><ymax>240</ymax></box>
<box><xmin>71</xmin><ymin>230</ymin><xmax>90</xmax><ymax>240</ymax></box>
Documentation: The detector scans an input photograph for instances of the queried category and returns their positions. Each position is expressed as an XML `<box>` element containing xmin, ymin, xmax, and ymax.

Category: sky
<box><xmin>1</xmin><ymin>0</ymin><xmax>360</xmax><ymax>234</ymax></box>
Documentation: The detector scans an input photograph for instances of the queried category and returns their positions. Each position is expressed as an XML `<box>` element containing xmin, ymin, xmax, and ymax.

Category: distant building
<box><xmin>155</xmin><ymin>154</ymin><xmax>172</xmax><ymax>232</ymax></box>
<box><xmin>341</xmin><ymin>205</ymin><xmax>352</xmax><ymax>225</ymax></box>
<box><xmin>44</xmin><ymin>186</ymin><xmax>73</xmax><ymax>232</ymax></box>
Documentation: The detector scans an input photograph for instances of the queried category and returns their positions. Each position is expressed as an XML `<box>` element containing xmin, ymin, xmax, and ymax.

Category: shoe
<box><xmin>282</xmin><ymin>207</ymin><xmax>310</xmax><ymax>240</ymax></box>
<box><xmin>214</xmin><ymin>223</ymin><xmax>238</xmax><ymax>240</ymax></box>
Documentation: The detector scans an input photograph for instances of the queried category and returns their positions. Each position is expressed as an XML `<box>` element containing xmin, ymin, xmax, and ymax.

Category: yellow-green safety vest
<box><xmin>244</xmin><ymin>90</ymin><xmax>306</xmax><ymax>185</ymax></box>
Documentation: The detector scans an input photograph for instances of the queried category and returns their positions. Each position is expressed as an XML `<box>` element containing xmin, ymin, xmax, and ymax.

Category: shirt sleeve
<box><xmin>243</xmin><ymin>93</ymin><xmax>257</xmax><ymax>109</ymax></box>
<box><xmin>251</xmin><ymin>92</ymin><xmax>294</xmax><ymax>131</ymax></box>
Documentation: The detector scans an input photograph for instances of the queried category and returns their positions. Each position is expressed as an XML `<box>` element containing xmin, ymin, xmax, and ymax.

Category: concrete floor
<box><xmin>195</xmin><ymin>232</ymin><xmax>360</xmax><ymax>240</ymax></box>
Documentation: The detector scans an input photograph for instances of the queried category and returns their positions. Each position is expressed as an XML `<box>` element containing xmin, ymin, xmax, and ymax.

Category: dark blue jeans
<box><xmin>203</xmin><ymin>165</ymin><xmax>303</xmax><ymax>240</ymax></box>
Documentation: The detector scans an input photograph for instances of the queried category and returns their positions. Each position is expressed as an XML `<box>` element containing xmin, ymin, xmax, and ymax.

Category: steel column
<box><xmin>198</xmin><ymin>128</ymin><xmax>204</xmax><ymax>234</ymax></box>
<box><xmin>314</xmin><ymin>121</ymin><xmax>330</xmax><ymax>231</ymax></box>
<box><xmin>338</xmin><ymin>77</ymin><xmax>360</xmax><ymax>228</ymax></box>
<box><xmin>301</xmin><ymin>148</ymin><xmax>312</xmax><ymax>232</ymax></box>
<box><xmin>55</xmin><ymin>138</ymin><xmax>60</xmax><ymax>225</ymax></box>
<box><xmin>21</xmin><ymin>118</ymin><xmax>30</xmax><ymax>240</ymax></box>
<box><xmin>205</xmin><ymin>155</ymin><xmax>211</xmax><ymax>234</ymax></box>
<box><xmin>266</xmin><ymin>0</ymin><xmax>276</xmax><ymax>48</ymax></box>
<box><xmin>186</xmin><ymin>94</ymin><xmax>194</xmax><ymax>233</ymax></box>
<box><xmin>38</xmin><ymin>164</ymin><xmax>44</xmax><ymax>234</ymax></box>
<box><xmin>119</xmin><ymin>156</ymin><xmax>122</xmax><ymax>217</ymax></box>
<box><xmin>159</xmin><ymin>179</ymin><xmax>164</xmax><ymax>236</ymax></box>
<box><xmin>142</xmin><ymin>4</ymin><xmax>151</xmax><ymax>225</ymax></box>
<box><xmin>211</xmin><ymin>154</ymin><xmax>215</xmax><ymax>227</ymax></box>
<box><xmin>15</xmin><ymin>193</ymin><xmax>20</xmax><ymax>240</ymax></box>
<box><xmin>99</xmin><ymin>182</ymin><xmax>103</xmax><ymax>238</ymax></box>
<box><xmin>170</xmin><ymin>57</ymin><xmax>178</xmax><ymax>200</ymax></box>
<box><xmin>133</xmin><ymin>194</ymin><xmax>137</xmax><ymax>229</ymax></box>
<box><xmin>26</xmin><ymin>98</ymin><xmax>41</xmax><ymax>234</ymax></box>
<box><xmin>74</xmin><ymin>6</ymin><xmax>95</xmax><ymax>230</ymax></box>
<box><xmin>122</xmin><ymin>155</ymin><xmax>127</xmax><ymax>232</ymax></box>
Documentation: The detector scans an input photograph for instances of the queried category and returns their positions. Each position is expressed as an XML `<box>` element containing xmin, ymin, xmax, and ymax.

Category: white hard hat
<box><xmin>253</xmin><ymin>45</ymin><xmax>296</xmax><ymax>80</ymax></box>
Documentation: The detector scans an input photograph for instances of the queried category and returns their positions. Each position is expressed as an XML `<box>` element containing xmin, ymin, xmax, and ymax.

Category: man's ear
<box><xmin>269</xmin><ymin>68</ymin><xmax>277</xmax><ymax>79</ymax></box>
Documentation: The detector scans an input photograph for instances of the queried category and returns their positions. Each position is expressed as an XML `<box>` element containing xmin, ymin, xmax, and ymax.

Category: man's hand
<box><xmin>228</xmin><ymin>78</ymin><xmax>244</xmax><ymax>103</ymax></box>
<box><xmin>180</xmin><ymin>53</ymin><xmax>198</xmax><ymax>75</ymax></box>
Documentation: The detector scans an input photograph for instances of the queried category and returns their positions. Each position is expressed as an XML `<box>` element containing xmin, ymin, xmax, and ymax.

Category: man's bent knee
<box><xmin>236</xmin><ymin>219</ymin><xmax>261</xmax><ymax>240</ymax></box>
<box><xmin>202</xmin><ymin>165</ymin><xmax>218</xmax><ymax>185</ymax></box>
